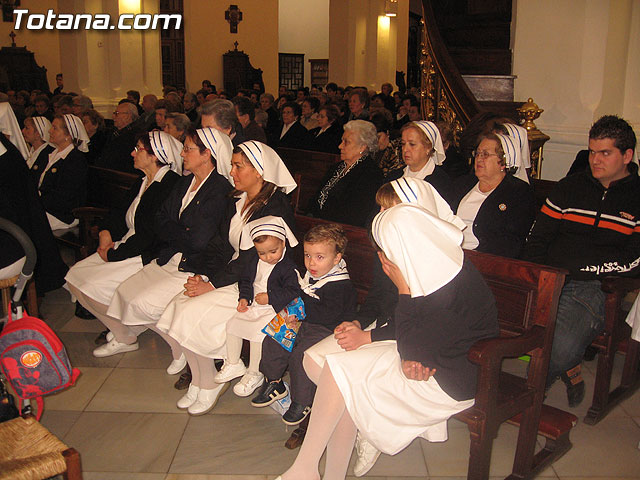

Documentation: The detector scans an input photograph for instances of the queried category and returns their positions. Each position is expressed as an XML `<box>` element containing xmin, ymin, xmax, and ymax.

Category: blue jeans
<box><xmin>546</xmin><ymin>280</ymin><xmax>605</xmax><ymax>386</ymax></box>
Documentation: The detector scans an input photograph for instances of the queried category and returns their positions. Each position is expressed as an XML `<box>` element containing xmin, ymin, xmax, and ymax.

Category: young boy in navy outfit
<box><xmin>251</xmin><ymin>223</ymin><xmax>357</xmax><ymax>425</ymax></box>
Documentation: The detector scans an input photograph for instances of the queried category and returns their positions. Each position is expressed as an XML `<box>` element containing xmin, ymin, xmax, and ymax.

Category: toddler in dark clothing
<box><xmin>213</xmin><ymin>216</ymin><xmax>301</xmax><ymax>397</ymax></box>
<box><xmin>251</xmin><ymin>223</ymin><xmax>357</xmax><ymax>425</ymax></box>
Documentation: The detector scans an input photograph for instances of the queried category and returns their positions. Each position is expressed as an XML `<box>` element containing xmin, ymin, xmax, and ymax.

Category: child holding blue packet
<box><xmin>251</xmin><ymin>223</ymin><xmax>357</xmax><ymax>426</ymax></box>
<box><xmin>214</xmin><ymin>216</ymin><xmax>301</xmax><ymax>397</ymax></box>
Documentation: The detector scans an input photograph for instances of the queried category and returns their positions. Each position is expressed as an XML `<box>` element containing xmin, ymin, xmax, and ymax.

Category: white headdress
<box><xmin>390</xmin><ymin>177</ymin><xmax>465</xmax><ymax>231</ymax></box>
<box><xmin>62</xmin><ymin>114</ymin><xmax>90</xmax><ymax>153</ymax></box>
<box><xmin>149</xmin><ymin>130</ymin><xmax>183</xmax><ymax>174</ymax></box>
<box><xmin>371</xmin><ymin>203</ymin><xmax>463</xmax><ymax>298</ymax></box>
<box><xmin>238</xmin><ymin>141</ymin><xmax>297</xmax><ymax>194</ymax></box>
<box><xmin>196</xmin><ymin>127</ymin><xmax>234</xmax><ymax>182</ymax></box>
<box><xmin>32</xmin><ymin>116</ymin><xmax>52</xmax><ymax>143</ymax></box>
<box><xmin>502</xmin><ymin>123</ymin><xmax>530</xmax><ymax>183</ymax></box>
<box><xmin>494</xmin><ymin>133</ymin><xmax>529</xmax><ymax>183</ymax></box>
<box><xmin>412</xmin><ymin>120</ymin><xmax>446</xmax><ymax>166</ymax></box>
<box><xmin>239</xmin><ymin>215</ymin><xmax>298</xmax><ymax>250</ymax></box>
<box><xmin>0</xmin><ymin>102</ymin><xmax>29</xmax><ymax>159</ymax></box>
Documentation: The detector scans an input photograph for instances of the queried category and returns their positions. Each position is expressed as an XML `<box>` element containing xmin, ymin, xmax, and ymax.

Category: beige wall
<box><xmin>278</xmin><ymin>0</ymin><xmax>329</xmax><ymax>89</ymax></box>
<box><xmin>329</xmin><ymin>0</ymin><xmax>409</xmax><ymax>90</ymax></box>
<box><xmin>0</xmin><ymin>0</ymin><xmax>61</xmax><ymax>91</ymax></box>
<box><xmin>513</xmin><ymin>0</ymin><xmax>640</xmax><ymax>180</ymax></box>
<box><xmin>183</xmin><ymin>1</ymin><xmax>278</xmax><ymax>95</ymax></box>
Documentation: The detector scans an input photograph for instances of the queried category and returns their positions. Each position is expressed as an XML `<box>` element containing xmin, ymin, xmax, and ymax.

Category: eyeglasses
<box><xmin>113</xmin><ymin>111</ymin><xmax>130</xmax><ymax>117</ymax></box>
<box><xmin>473</xmin><ymin>150</ymin><xmax>501</xmax><ymax>160</ymax></box>
<box><xmin>182</xmin><ymin>145</ymin><xmax>199</xmax><ymax>153</ymax></box>
<box><xmin>134</xmin><ymin>146</ymin><xmax>147</xmax><ymax>153</ymax></box>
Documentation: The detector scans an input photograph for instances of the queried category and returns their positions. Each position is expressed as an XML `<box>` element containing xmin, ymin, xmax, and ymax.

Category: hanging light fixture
<box><xmin>385</xmin><ymin>0</ymin><xmax>398</xmax><ymax>17</ymax></box>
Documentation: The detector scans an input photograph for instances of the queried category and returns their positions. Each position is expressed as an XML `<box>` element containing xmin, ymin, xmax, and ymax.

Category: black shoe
<box><xmin>583</xmin><ymin>345</ymin><xmax>598</xmax><ymax>361</ymax></box>
<box><xmin>561</xmin><ymin>366</ymin><xmax>585</xmax><ymax>408</ymax></box>
<box><xmin>566</xmin><ymin>380</ymin><xmax>585</xmax><ymax>408</ymax></box>
<box><xmin>282</xmin><ymin>402</ymin><xmax>311</xmax><ymax>426</ymax></box>
<box><xmin>251</xmin><ymin>379</ymin><xmax>288</xmax><ymax>407</ymax></box>
<box><xmin>174</xmin><ymin>367</ymin><xmax>192</xmax><ymax>390</ymax></box>
<box><xmin>94</xmin><ymin>329</ymin><xmax>109</xmax><ymax>345</ymax></box>
<box><xmin>75</xmin><ymin>302</ymin><xmax>96</xmax><ymax>320</ymax></box>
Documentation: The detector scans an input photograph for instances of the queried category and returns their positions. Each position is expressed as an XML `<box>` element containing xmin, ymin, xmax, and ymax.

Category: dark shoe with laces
<box><xmin>561</xmin><ymin>365</ymin><xmax>585</xmax><ymax>408</ymax></box>
<box><xmin>75</xmin><ymin>302</ymin><xmax>96</xmax><ymax>320</ymax></box>
<box><xmin>282</xmin><ymin>402</ymin><xmax>311</xmax><ymax>426</ymax></box>
<box><xmin>174</xmin><ymin>367</ymin><xmax>192</xmax><ymax>390</ymax></box>
<box><xmin>250</xmin><ymin>379</ymin><xmax>288</xmax><ymax>407</ymax></box>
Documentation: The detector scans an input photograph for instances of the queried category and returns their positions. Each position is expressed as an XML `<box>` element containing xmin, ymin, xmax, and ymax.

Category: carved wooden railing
<box><xmin>419</xmin><ymin>0</ymin><xmax>550</xmax><ymax>178</ymax></box>
<box><xmin>419</xmin><ymin>0</ymin><xmax>482</xmax><ymax>143</ymax></box>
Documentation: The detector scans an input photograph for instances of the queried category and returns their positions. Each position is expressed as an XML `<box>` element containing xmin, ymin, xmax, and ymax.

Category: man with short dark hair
<box><xmin>524</xmin><ymin>115</ymin><xmax>640</xmax><ymax>407</ymax></box>
<box><xmin>53</xmin><ymin>73</ymin><xmax>65</xmax><ymax>95</ymax></box>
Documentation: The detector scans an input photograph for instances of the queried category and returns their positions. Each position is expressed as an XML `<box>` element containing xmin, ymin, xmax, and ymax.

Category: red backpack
<box><xmin>0</xmin><ymin>308</ymin><xmax>80</xmax><ymax>420</ymax></box>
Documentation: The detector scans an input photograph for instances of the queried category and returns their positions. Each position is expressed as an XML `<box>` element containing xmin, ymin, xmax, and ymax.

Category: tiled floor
<box><xmin>9</xmin><ymin>285</ymin><xmax>640</xmax><ymax>479</ymax></box>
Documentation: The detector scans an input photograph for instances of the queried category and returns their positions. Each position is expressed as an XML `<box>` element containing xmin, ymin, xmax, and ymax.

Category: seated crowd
<box><xmin>1</xmin><ymin>77</ymin><xmax>639</xmax><ymax>480</ymax></box>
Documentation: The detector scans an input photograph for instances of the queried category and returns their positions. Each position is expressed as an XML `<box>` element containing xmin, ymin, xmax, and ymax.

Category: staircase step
<box><xmin>463</xmin><ymin>75</ymin><xmax>515</xmax><ymax>102</ymax></box>
<box><xmin>448</xmin><ymin>47</ymin><xmax>511</xmax><ymax>75</ymax></box>
<box><xmin>437</xmin><ymin>21</ymin><xmax>511</xmax><ymax>49</ymax></box>
<box><xmin>478</xmin><ymin>101</ymin><xmax>525</xmax><ymax>123</ymax></box>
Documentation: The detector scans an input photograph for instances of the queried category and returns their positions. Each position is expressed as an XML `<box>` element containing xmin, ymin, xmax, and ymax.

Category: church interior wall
<box><xmin>278</xmin><ymin>0</ymin><xmax>329</xmax><ymax>88</ymax></box>
<box><xmin>512</xmin><ymin>0</ymin><xmax>639</xmax><ymax>180</ymax></box>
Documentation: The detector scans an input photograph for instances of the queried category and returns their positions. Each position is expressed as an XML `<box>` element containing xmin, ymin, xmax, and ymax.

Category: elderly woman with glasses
<box><xmin>92</xmin><ymin>127</ymin><xmax>233</xmax><ymax>364</ymax></box>
<box><xmin>451</xmin><ymin>132</ymin><xmax>536</xmax><ymax>258</ymax></box>
<box><xmin>306</xmin><ymin>120</ymin><xmax>383</xmax><ymax>227</ymax></box>
<box><xmin>65</xmin><ymin>131</ymin><xmax>182</xmax><ymax>342</ymax></box>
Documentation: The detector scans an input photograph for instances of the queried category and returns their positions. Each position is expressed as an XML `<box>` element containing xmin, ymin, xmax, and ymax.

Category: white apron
<box><xmin>326</xmin><ymin>341</ymin><xmax>474</xmax><ymax>455</ymax></box>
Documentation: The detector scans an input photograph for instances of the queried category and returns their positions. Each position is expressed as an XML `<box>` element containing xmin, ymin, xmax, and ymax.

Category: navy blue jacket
<box><xmin>238</xmin><ymin>253</ymin><xmax>301</xmax><ymax>313</ymax></box>
<box><xmin>154</xmin><ymin>170</ymin><xmax>232</xmax><ymax>273</ymax></box>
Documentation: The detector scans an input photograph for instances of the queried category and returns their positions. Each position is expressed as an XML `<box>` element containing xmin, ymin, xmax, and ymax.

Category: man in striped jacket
<box><xmin>524</xmin><ymin>115</ymin><xmax>640</xmax><ymax>407</ymax></box>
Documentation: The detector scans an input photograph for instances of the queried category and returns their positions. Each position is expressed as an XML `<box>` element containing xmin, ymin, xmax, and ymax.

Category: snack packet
<box><xmin>262</xmin><ymin>297</ymin><xmax>306</xmax><ymax>352</ymax></box>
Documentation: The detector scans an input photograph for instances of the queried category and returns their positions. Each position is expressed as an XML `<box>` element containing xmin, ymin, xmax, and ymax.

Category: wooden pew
<box><xmin>56</xmin><ymin>166</ymin><xmax>140</xmax><ymax>260</ymax></box>
<box><xmin>278</xmin><ymin>148</ymin><xmax>340</xmax><ymax>213</ymax></box>
<box><xmin>293</xmin><ymin>214</ymin><xmax>576</xmax><ymax>480</ymax></box>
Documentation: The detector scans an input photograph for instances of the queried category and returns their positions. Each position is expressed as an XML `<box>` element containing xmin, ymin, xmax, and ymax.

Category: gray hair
<box><xmin>74</xmin><ymin>95</ymin><xmax>93</xmax><ymax>110</ymax></box>
<box><xmin>260</xmin><ymin>93</ymin><xmax>274</xmax><ymax>104</ymax></box>
<box><xmin>199</xmin><ymin>99</ymin><xmax>237</xmax><ymax>130</ymax></box>
<box><xmin>344</xmin><ymin>120</ymin><xmax>378</xmax><ymax>153</ymax></box>
<box><xmin>166</xmin><ymin>112</ymin><xmax>191</xmax><ymax>132</ymax></box>
<box><xmin>120</xmin><ymin>101</ymin><xmax>139</xmax><ymax>121</ymax></box>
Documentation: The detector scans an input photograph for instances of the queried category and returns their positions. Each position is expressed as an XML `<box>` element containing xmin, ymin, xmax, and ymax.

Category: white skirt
<box><xmin>157</xmin><ymin>283</ymin><xmax>239</xmax><ymax>358</ymax></box>
<box><xmin>226</xmin><ymin>303</ymin><xmax>277</xmax><ymax>343</ymax></box>
<box><xmin>65</xmin><ymin>252</ymin><xmax>143</xmax><ymax>305</ymax></box>
<box><xmin>304</xmin><ymin>321</ymin><xmax>378</xmax><ymax>369</ymax></box>
<box><xmin>107</xmin><ymin>259</ymin><xmax>191</xmax><ymax>326</ymax></box>
<box><xmin>326</xmin><ymin>341</ymin><xmax>474</xmax><ymax>455</ymax></box>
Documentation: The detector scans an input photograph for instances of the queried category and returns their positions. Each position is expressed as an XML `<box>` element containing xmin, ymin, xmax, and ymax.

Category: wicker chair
<box><xmin>0</xmin><ymin>415</ymin><xmax>82</xmax><ymax>479</ymax></box>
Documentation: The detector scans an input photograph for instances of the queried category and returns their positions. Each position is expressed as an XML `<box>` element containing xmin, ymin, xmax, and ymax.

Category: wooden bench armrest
<box><xmin>601</xmin><ymin>276</ymin><xmax>640</xmax><ymax>295</ymax></box>
<box><xmin>469</xmin><ymin>325</ymin><xmax>545</xmax><ymax>366</ymax></box>
<box><xmin>72</xmin><ymin>206</ymin><xmax>109</xmax><ymax>221</ymax></box>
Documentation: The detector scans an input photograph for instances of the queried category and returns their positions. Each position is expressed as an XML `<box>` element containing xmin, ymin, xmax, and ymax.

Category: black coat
<box><xmin>307</xmin><ymin>155</ymin><xmax>383</xmax><ymax>227</ymax></box>
<box><xmin>38</xmin><ymin>147</ymin><xmax>88</xmax><ymax>225</ymax></box>
<box><xmin>238</xmin><ymin>253</ymin><xmax>300</xmax><ymax>313</ymax></box>
<box><xmin>96</xmin><ymin>123</ymin><xmax>140</xmax><ymax>174</ymax></box>
<box><xmin>0</xmin><ymin>136</ymin><xmax>68</xmax><ymax>293</ymax></box>
<box><xmin>385</xmin><ymin>164</ymin><xmax>455</xmax><ymax>207</ymax></box>
<box><xmin>204</xmin><ymin>190</ymin><xmax>296</xmax><ymax>288</ymax></box>
<box><xmin>154</xmin><ymin>170</ymin><xmax>233</xmax><ymax>273</ymax></box>
<box><xmin>103</xmin><ymin>170</ymin><xmax>180</xmax><ymax>265</ymax></box>
<box><xmin>308</xmin><ymin>123</ymin><xmax>343</xmax><ymax>154</ymax></box>
<box><xmin>275</xmin><ymin>121</ymin><xmax>309</xmax><ymax>150</ymax></box>
<box><xmin>452</xmin><ymin>173</ymin><xmax>536</xmax><ymax>259</ymax></box>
